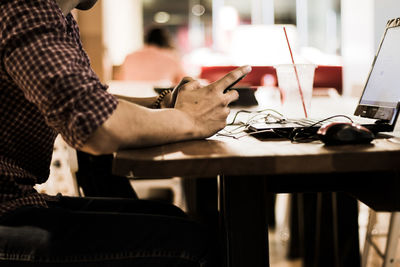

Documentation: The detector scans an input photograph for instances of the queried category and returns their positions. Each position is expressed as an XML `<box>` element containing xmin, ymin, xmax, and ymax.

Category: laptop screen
<box><xmin>355</xmin><ymin>19</ymin><xmax>400</xmax><ymax>123</ymax></box>
<box><xmin>359</xmin><ymin>26</ymin><xmax>400</xmax><ymax>108</ymax></box>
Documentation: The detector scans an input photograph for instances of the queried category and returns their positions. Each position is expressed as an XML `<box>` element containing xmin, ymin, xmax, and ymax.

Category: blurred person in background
<box><xmin>118</xmin><ymin>27</ymin><xmax>186</xmax><ymax>85</ymax></box>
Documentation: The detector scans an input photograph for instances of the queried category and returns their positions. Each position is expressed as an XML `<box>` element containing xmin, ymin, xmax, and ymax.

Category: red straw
<box><xmin>283</xmin><ymin>27</ymin><xmax>308</xmax><ymax>118</ymax></box>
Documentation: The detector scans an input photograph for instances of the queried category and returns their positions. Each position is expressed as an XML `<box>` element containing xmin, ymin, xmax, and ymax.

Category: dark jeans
<box><xmin>0</xmin><ymin>196</ymin><xmax>218</xmax><ymax>266</ymax></box>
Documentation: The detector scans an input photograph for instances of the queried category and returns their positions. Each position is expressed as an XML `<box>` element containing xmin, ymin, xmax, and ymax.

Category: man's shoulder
<box><xmin>0</xmin><ymin>0</ymin><xmax>65</xmax><ymax>27</ymax></box>
<box><xmin>0</xmin><ymin>0</ymin><xmax>69</xmax><ymax>47</ymax></box>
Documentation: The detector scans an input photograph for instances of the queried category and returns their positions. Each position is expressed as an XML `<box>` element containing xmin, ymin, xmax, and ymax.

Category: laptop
<box><xmin>248</xmin><ymin>18</ymin><xmax>400</xmax><ymax>135</ymax></box>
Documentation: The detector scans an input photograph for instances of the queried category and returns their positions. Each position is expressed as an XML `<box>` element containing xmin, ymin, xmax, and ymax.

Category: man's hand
<box><xmin>160</xmin><ymin>77</ymin><xmax>194</xmax><ymax>109</ymax></box>
<box><xmin>174</xmin><ymin>65</ymin><xmax>252</xmax><ymax>138</ymax></box>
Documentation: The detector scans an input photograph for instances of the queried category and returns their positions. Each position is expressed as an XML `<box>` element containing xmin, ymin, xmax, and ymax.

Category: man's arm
<box><xmin>81</xmin><ymin>66</ymin><xmax>251</xmax><ymax>155</ymax></box>
<box><xmin>113</xmin><ymin>95</ymin><xmax>157</xmax><ymax>108</ymax></box>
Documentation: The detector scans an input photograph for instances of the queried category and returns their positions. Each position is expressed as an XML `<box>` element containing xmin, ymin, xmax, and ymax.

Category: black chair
<box><xmin>75</xmin><ymin>151</ymin><xmax>138</xmax><ymax>198</ymax></box>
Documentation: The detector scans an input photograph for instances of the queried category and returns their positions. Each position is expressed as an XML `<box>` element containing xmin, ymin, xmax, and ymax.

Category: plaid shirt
<box><xmin>0</xmin><ymin>0</ymin><xmax>118</xmax><ymax>217</ymax></box>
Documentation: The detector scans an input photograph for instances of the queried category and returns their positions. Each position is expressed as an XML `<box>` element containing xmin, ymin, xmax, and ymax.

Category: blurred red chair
<box><xmin>199</xmin><ymin>65</ymin><xmax>343</xmax><ymax>95</ymax></box>
<box><xmin>314</xmin><ymin>65</ymin><xmax>343</xmax><ymax>95</ymax></box>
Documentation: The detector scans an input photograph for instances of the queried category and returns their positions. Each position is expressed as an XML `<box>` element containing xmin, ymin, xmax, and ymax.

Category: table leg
<box><xmin>219</xmin><ymin>175</ymin><xmax>269</xmax><ymax>267</ymax></box>
<box><xmin>290</xmin><ymin>192</ymin><xmax>360</xmax><ymax>267</ymax></box>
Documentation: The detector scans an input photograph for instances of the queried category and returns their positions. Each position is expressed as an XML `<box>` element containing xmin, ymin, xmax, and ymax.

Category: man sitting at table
<box><xmin>0</xmin><ymin>0</ymin><xmax>251</xmax><ymax>266</ymax></box>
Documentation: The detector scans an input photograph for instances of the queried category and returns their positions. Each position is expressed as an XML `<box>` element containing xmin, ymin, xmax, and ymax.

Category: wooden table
<box><xmin>113</xmin><ymin>96</ymin><xmax>400</xmax><ymax>267</ymax></box>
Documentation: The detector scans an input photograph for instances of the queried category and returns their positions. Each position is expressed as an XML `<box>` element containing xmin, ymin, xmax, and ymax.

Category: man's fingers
<box><xmin>175</xmin><ymin>77</ymin><xmax>195</xmax><ymax>90</ymax></box>
<box><xmin>211</xmin><ymin>65</ymin><xmax>252</xmax><ymax>92</ymax></box>
<box><xmin>173</xmin><ymin>77</ymin><xmax>199</xmax><ymax>94</ymax></box>
<box><xmin>223</xmin><ymin>89</ymin><xmax>239</xmax><ymax>106</ymax></box>
<box><xmin>180</xmin><ymin>80</ymin><xmax>201</xmax><ymax>91</ymax></box>
<box><xmin>180</xmin><ymin>76</ymin><xmax>196</xmax><ymax>85</ymax></box>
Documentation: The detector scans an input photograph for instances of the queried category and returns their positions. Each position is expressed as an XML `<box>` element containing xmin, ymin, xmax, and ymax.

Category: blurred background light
<box><xmin>154</xmin><ymin>11</ymin><xmax>171</xmax><ymax>23</ymax></box>
<box><xmin>192</xmin><ymin>4</ymin><xmax>205</xmax><ymax>16</ymax></box>
<box><xmin>218</xmin><ymin>6</ymin><xmax>239</xmax><ymax>31</ymax></box>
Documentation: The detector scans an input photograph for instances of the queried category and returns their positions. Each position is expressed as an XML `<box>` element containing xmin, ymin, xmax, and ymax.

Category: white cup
<box><xmin>274</xmin><ymin>64</ymin><xmax>317</xmax><ymax>118</ymax></box>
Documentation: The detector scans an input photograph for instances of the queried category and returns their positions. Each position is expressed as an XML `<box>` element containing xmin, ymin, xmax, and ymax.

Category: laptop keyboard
<box><xmin>248</xmin><ymin>114</ymin><xmax>379</xmax><ymax>133</ymax></box>
<box><xmin>292</xmin><ymin>118</ymin><xmax>322</xmax><ymax>126</ymax></box>
<box><xmin>287</xmin><ymin>118</ymin><xmax>340</xmax><ymax>127</ymax></box>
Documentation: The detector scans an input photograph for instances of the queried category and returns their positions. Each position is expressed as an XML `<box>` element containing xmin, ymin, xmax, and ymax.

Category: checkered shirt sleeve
<box><xmin>1</xmin><ymin>0</ymin><xmax>118</xmax><ymax>149</ymax></box>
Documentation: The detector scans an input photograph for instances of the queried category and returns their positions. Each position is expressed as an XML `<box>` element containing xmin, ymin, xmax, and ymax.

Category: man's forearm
<box><xmin>113</xmin><ymin>94</ymin><xmax>157</xmax><ymax>108</ymax></box>
<box><xmin>80</xmin><ymin>99</ymin><xmax>196</xmax><ymax>155</ymax></box>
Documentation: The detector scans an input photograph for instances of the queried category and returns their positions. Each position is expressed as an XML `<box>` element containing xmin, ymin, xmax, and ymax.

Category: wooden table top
<box><xmin>113</xmin><ymin>94</ymin><xmax>400</xmax><ymax>178</ymax></box>
<box><xmin>113</xmin><ymin>91</ymin><xmax>400</xmax><ymax>178</ymax></box>
<box><xmin>113</xmin><ymin>129</ymin><xmax>400</xmax><ymax>178</ymax></box>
